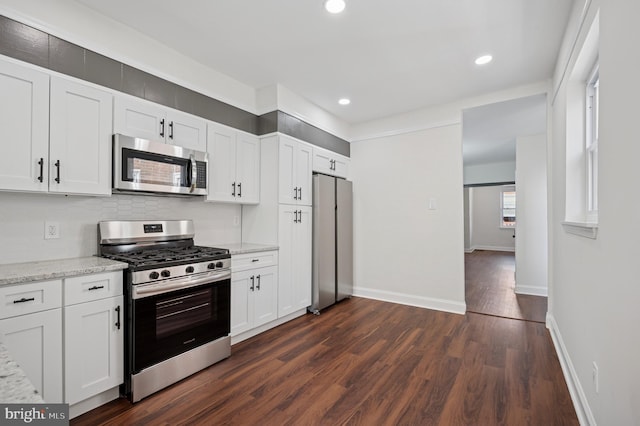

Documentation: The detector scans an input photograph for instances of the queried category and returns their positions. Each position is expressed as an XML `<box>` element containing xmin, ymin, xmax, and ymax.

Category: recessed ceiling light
<box><xmin>338</xmin><ymin>98</ymin><xmax>351</xmax><ymax>105</ymax></box>
<box><xmin>325</xmin><ymin>0</ymin><xmax>346</xmax><ymax>14</ymax></box>
<box><xmin>475</xmin><ymin>55</ymin><xmax>493</xmax><ymax>65</ymax></box>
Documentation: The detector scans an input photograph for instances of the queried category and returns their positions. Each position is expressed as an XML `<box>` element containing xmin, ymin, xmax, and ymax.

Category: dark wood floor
<box><xmin>465</xmin><ymin>250</ymin><xmax>548</xmax><ymax>323</ymax></box>
<box><xmin>72</xmin><ymin>297</ymin><xmax>577</xmax><ymax>425</ymax></box>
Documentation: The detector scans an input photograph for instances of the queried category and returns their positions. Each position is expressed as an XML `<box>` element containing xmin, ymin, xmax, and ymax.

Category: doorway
<box><xmin>462</xmin><ymin>94</ymin><xmax>548</xmax><ymax>323</ymax></box>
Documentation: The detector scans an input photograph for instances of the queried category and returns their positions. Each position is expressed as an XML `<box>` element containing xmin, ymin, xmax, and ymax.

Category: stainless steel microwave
<box><xmin>113</xmin><ymin>134</ymin><xmax>208</xmax><ymax>196</ymax></box>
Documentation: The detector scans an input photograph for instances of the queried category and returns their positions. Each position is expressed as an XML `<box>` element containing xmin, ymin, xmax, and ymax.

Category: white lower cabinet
<box><xmin>230</xmin><ymin>251</ymin><xmax>278</xmax><ymax>339</ymax></box>
<box><xmin>63</xmin><ymin>271</ymin><xmax>124</xmax><ymax>412</ymax></box>
<box><xmin>0</xmin><ymin>270</ymin><xmax>124</xmax><ymax>415</ymax></box>
<box><xmin>64</xmin><ymin>295</ymin><xmax>124</xmax><ymax>405</ymax></box>
<box><xmin>0</xmin><ymin>279</ymin><xmax>63</xmax><ymax>403</ymax></box>
<box><xmin>278</xmin><ymin>205</ymin><xmax>312</xmax><ymax>317</ymax></box>
<box><xmin>0</xmin><ymin>307</ymin><xmax>63</xmax><ymax>403</ymax></box>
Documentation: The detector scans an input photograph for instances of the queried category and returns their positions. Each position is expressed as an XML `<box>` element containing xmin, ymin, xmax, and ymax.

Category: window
<box><xmin>586</xmin><ymin>65</ymin><xmax>599</xmax><ymax>217</ymax></box>
<box><xmin>500</xmin><ymin>186</ymin><xmax>516</xmax><ymax>228</ymax></box>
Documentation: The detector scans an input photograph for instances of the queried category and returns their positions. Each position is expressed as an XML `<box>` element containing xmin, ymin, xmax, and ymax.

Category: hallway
<box><xmin>465</xmin><ymin>250</ymin><xmax>547</xmax><ymax>322</ymax></box>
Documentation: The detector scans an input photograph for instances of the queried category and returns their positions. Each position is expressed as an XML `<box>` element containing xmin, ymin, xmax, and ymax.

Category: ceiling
<box><xmin>462</xmin><ymin>94</ymin><xmax>547</xmax><ymax>166</ymax></box>
<box><xmin>73</xmin><ymin>0</ymin><xmax>573</xmax><ymax>125</ymax></box>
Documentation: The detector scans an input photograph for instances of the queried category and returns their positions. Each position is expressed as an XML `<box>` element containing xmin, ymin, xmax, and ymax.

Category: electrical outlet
<box><xmin>592</xmin><ymin>362</ymin><xmax>599</xmax><ymax>394</ymax></box>
<box><xmin>44</xmin><ymin>221</ymin><xmax>60</xmax><ymax>239</ymax></box>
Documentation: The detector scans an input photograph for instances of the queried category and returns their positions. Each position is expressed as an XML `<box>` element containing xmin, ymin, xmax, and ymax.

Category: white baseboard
<box><xmin>547</xmin><ymin>313</ymin><xmax>595</xmax><ymax>426</ymax></box>
<box><xmin>230</xmin><ymin>308</ymin><xmax>307</xmax><ymax>345</ymax></box>
<box><xmin>464</xmin><ymin>248</ymin><xmax>475</xmax><ymax>253</ymax></box>
<box><xmin>470</xmin><ymin>245</ymin><xmax>515</xmax><ymax>252</ymax></box>
<box><xmin>515</xmin><ymin>285</ymin><xmax>548</xmax><ymax>297</ymax></box>
<box><xmin>69</xmin><ymin>387</ymin><xmax>120</xmax><ymax>419</ymax></box>
<box><xmin>353</xmin><ymin>287</ymin><xmax>466</xmax><ymax>315</ymax></box>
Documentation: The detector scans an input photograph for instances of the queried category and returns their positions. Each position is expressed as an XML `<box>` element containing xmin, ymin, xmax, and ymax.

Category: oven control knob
<box><xmin>185</xmin><ymin>266</ymin><xmax>194</xmax><ymax>273</ymax></box>
<box><xmin>161</xmin><ymin>270</ymin><xmax>171</xmax><ymax>278</ymax></box>
<box><xmin>215</xmin><ymin>261</ymin><xmax>224</xmax><ymax>268</ymax></box>
<box><xmin>207</xmin><ymin>263</ymin><xmax>216</xmax><ymax>269</ymax></box>
<box><xmin>149</xmin><ymin>271</ymin><xmax>160</xmax><ymax>280</ymax></box>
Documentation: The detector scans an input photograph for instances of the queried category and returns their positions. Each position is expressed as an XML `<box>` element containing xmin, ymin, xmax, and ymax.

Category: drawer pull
<box><xmin>251</xmin><ymin>259</ymin><xmax>259</xmax><ymax>263</ymax></box>
<box><xmin>88</xmin><ymin>285</ymin><xmax>105</xmax><ymax>291</ymax></box>
<box><xmin>13</xmin><ymin>297</ymin><xmax>35</xmax><ymax>304</ymax></box>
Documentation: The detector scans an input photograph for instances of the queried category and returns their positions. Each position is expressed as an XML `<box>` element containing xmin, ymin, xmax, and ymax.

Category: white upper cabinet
<box><xmin>279</xmin><ymin>135</ymin><xmax>312</xmax><ymax>206</ymax></box>
<box><xmin>207</xmin><ymin>122</ymin><xmax>260</xmax><ymax>204</ymax></box>
<box><xmin>49</xmin><ymin>77</ymin><xmax>113</xmax><ymax>196</ymax></box>
<box><xmin>0</xmin><ymin>58</ymin><xmax>113</xmax><ymax>196</ymax></box>
<box><xmin>312</xmin><ymin>146</ymin><xmax>350</xmax><ymax>179</ymax></box>
<box><xmin>114</xmin><ymin>96</ymin><xmax>206</xmax><ymax>152</ymax></box>
<box><xmin>0</xmin><ymin>60</ymin><xmax>50</xmax><ymax>192</ymax></box>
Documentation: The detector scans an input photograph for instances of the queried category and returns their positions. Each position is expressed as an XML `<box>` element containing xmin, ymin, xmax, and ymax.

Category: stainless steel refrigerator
<box><xmin>310</xmin><ymin>173</ymin><xmax>353</xmax><ymax>313</ymax></box>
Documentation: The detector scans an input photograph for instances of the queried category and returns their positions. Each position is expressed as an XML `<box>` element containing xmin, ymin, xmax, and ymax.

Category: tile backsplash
<box><xmin>0</xmin><ymin>192</ymin><xmax>241</xmax><ymax>264</ymax></box>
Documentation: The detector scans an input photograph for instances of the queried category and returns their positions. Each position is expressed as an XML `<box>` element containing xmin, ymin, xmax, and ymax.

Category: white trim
<box><xmin>230</xmin><ymin>308</ymin><xmax>307</xmax><ymax>345</ymax></box>
<box><xmin>69</xmin><ymin>387</ymin><xmax>119</xmax><ymax>419</ymax></box>
<box><xmin>562</xmin><ymin>221</ymin><xmax>598</xmax><ymax>239</ymax></box>
<box><xmin>547</xmin><ymin>314</ymin><xmax>596</xmax><ymax>426</ymax></box>
<box><xmin>349</xmin><ymin>119</ymin><xmax>460</xmax><ymax>142</ymax></box>
<box><xmin>464</xmin><ymin>248</ymin><xmax>475</xmax><ymax>253</ymax></box>
<box><xmin>470</xmin><ymin>245</ymin><xmax>515</xmax><ymax>253</ymax></box>
<box><xmin>352</xmin><ymin>287</ymin><xmax>466</xmax><ymax>315</ymax></box>
<box><xmin>514</xmin><ymin>285</ymin><xmax>548</xmax><ymax>297</ymax></box>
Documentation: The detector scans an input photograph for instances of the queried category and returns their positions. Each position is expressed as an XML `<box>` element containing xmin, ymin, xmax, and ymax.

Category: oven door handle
<box><xmin>132</xmin><ymin>271</ymin><xmax>230</xmax><ymax>299</ymax></box>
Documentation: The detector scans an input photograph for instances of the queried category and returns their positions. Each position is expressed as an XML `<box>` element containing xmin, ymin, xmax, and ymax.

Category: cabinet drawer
<box><xmin>0</xmin><ymin>280</ymin><xmax>62</xmax><ymax>319</ymax></box>
<box><xmin>64</xmin><ymin>271</ymin><xmax>123</xmax><ymax>306</ymax></box>
<box><xmin>232</xmin><ymin>251</ymin><xmax>278</xmax><ymax>272</ymax></box>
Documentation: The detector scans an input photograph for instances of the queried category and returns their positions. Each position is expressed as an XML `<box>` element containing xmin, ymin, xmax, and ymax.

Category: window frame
<box><xmin>499</xmin><ymin>185</ymin><xmax>516</xmax><ymax>229</ymax></box>
<box><xmin>585</xmin><ymin>62</ymin><xmax>599</xmax><ymax>221</ymax></box>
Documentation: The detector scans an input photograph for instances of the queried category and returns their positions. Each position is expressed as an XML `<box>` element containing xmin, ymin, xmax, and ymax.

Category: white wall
<box><xmin>351</xmin><ymin>124</ymin><xmax>466</xmax><ymax>314</ymax></box>
<box><xmin>0</xmin><ymin>192</ymin><xmax>241</xmax><ymax>264</ymax></box>
<box><xmin>463</xmin><ymin>187</ymin><xmax>472</xmax><ymax>252</ymax></box>
<box><xmin>548</xmin><ymin>0</ymin><xmax>640</xmax><ymax>424</ymax></box>
<box><xmin>515</xmin><ymin>134</ymin><xmax>548</xmax><ymax>296</ymax></box>
<box><xmin>463</xmin><ymin>161</ymin><xmax>516</xmax><ymax>186</ymax></box>
<box><xmin>468</xmin><ymin>186</ymin><xmax>516</xmax><ymax>252</ymax></box>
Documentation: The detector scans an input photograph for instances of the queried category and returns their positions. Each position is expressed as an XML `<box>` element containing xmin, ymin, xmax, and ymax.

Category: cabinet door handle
<box><xmin>160</xmin><ymin>119</ymin><xmax>165</xmax><ymax>137</ymax></box>
<box><xmin>251</xmin><ymin>259</ymin><xmax>259</xmax><ymax>263</ymax></box>
<box><xmin>293</xmin><ymin>187</ymin><xmax>298</xmax><ymax>200</ymax></box>
<box><xmin>88</xmin><ymin>285</ymin><xmax>105</xmax><ymax>291</ymax></box>
<box><xmin>169</xmin><ymin>121</ymin><xmax>174</xmax><ymax>139</ymax></box>
<box><xmin>115</xmin><ymin>306</ymin><xmax>121</xmax><ymax>330</ymax></box>
<box><xmin>13</xmin><ymin>297</ymin><xmax>35</xmax><ymax>304</ymax></box>
<box><xmin>256</xmin><ymin>275</ymin><xmax>261</xmax><ymax>290</ymax></box>
<box><xmin>37</xmin><ymin>158</ymin><xmax>44</xmax><ymax>183</ymax></box>
<box><xmin>232</xmin><ymin>182</ymin><xmax>236</xmax><ymax>197</ymax></box>
<box><xmin>293</xmin><ymin>210</ymin><xmax>298</xmax><ymax>223</ymax></box>
<box><xmin>54</xmin><ymin>160</ymin><xmax>61</xmax><ymax>183</ymax></box>
<box><xmin>298</xmin><ymin>187</ymin><xmax>302</xmax><ymax>200</ymax></box>
<box><xmin>298</xmin><ymin>210</ymin><xmax>302</xmax><ymax>223</ymax></box>
<box><xmin>238</xmin><ymin>182</ymin><xmax>242</xmax><ymax>197</ymax></box>
<box><xmin>250</xmin><ymin>276</ymin><xmax>255</xmax><ymax>291</ymax></box>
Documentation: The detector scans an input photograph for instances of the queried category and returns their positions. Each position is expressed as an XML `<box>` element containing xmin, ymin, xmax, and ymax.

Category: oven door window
<box><xmin>132</xmin><ymin>280</ymin><xmax>230</xmax><ymax>372</ymax></box>
<box><xmin>122</xmin><ymin>148</ymin><xmax>190</xmax><ymax>188</ymax></box>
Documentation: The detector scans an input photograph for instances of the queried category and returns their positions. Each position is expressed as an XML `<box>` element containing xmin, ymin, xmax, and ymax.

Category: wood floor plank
<box><xmin>465</xmin><ymin>250</ymin><xmax>547</xmax><ymax>322</ymax></box>
<box><xmin>71</xmin><ymin>297</ymin><xmax>577</xmax><ymax>426</ymax></box>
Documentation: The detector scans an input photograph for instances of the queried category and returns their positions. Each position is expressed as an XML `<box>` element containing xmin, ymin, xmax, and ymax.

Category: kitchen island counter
<box><xmin>0</xmin><ymin>343</ymin><xmax>44</xmax><ymax>403</ymax></box>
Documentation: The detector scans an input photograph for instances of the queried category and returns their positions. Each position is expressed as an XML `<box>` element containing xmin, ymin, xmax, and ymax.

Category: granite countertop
<box><xmin>213</xmin><ymin>243</ymin><xmax>279</xmax><ymax>255</ymax></box>
<box><xmin>0</xmin><ymin>256</ymin><xmax>128</xmax><ymax>287</ymax></box>
<box><xmin>0</xmin><ymin>343</ymin><xmax>44</xmax><ymax>403</ymax></box>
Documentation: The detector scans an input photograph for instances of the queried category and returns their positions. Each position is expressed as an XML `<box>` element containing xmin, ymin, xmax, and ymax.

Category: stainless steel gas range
<box><xmin>98</xmin><ymin>219</ymin><xmax>231</xmax><ymax>403</ymax></box>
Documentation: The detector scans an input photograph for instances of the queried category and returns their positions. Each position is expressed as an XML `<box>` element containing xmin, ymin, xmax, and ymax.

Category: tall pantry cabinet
<box><xmin>242</xmin><ymin>134</ymin><xmax>313</xmax><ymax>319</ymax></box>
